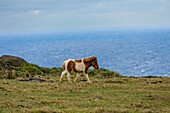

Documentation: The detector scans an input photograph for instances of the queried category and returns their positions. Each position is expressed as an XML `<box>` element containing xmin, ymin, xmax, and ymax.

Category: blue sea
<box><xmin>0</xmin><ymin>26</ymin><xmax>170</xmax><ymax>77</ymax></box>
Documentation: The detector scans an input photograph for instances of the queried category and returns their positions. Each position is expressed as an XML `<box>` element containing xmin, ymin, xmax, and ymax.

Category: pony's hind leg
<box><xmin>60</xmin><ymin>70</ymin><xmax>67</xmax><ymax>83</ymax></box>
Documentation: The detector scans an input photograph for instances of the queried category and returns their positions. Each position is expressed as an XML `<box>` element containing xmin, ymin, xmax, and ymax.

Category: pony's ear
<box><xmin>92</xmin><ymin>56</ymin><xmax>97</xmax><ymax>60</ymax></box>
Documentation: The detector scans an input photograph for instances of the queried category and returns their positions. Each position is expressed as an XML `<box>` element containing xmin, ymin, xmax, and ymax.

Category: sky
<box><xmin>0</xmin><ymin>0</ymin><xmax>170</xmax><ymax>32</ymax></box>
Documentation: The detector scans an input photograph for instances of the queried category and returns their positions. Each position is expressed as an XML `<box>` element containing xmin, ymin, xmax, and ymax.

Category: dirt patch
<box><xmin>19</xmin><ymin>78</ymin><xmax>53</xmax><ymax>83</ymax></box>
<box><xmin>105</xmin><ymin>80</ymin><xmax>123</xmax><ymax>84</ymax></box>
<box><xmin>146</xmin><ymin>81</ymin><xmax>163</xmax><ymax>84</ymax></box>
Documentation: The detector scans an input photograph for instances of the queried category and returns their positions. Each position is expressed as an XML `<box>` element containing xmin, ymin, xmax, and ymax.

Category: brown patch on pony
<box><xmin>67</xmin><ymin>60</ymin><xmax>76</xmax><ymax>73</ymax></box>
<box><xmin>67</xmin><ymin>60</ymin><xmax>83</xmax><ymax>73</ymax></box>
<box><xmin>75</xmin><ymin>59</ymin><xmax>82</xmax><ymax>63</ymax></box>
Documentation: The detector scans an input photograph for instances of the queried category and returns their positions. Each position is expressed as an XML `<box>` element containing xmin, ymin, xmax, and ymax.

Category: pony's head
<box><xmin>91</xmin><ymin>56</ymin><xmax>99</xmax><ymax>69</ymax></box>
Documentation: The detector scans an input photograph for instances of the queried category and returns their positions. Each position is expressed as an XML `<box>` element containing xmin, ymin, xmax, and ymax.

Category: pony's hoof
<box><xmin>88</xmin><ymin>81</ymin><xmax>92</xmax><ymax>83</ymax></box>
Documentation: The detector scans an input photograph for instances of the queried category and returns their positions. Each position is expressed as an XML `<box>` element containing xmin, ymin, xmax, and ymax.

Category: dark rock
<box><xmin>150</xmin><ymin>81</ymin><xmax>157</xmax><ymax>84</ymax></box>
<box><xmin>29</xmin><ymin>78</ymin><xmax>33</xmax><ymax>80</ymax></box>
<box><xmin>0</xmin><ymin>87</ymin><xmax>3</xmax><ymax>89</ymax></box>
<box><xmin>3</xmin><ymin>82</ymin><xmax>9</xmax><ymax>84</ymax></box>
<box><xmin>150</xmin><ymin>98</ymin><xmax>154</xmax><ymax>100</ymax></box>
<box><xmin>158</xmin><ymin>81</ymin><xmax>162</xmax><ymax>83</ymax></box>
<box><xmin>142</xmin><ymin>75</ymin><xmax>157</xmax><ymax>78</ymax></box>
<box><xmin>105</xmin><ymin>80</ymin><xmax>123</xmax><ymax>84</ymax></box>
<box><xmin>19</xmin><ymin>78</ymin><xmax>53</xmax><ymax>83</ymax></box>
<box><xmin>79</xmin><ymin>79</ymin><xmax>87</xmax><ymax>81</ymax></box>
<box><xmin>89</xmin><ymin>98</ymin><xmax>92</xmax><ymax>101</ymax></box>
<box><xmin>148</xmin><ymin>95</ymin><xmax>152</xmax><ymax>97</ymax></box>
<box><xmin>19</xmin><ymin>79</ymin><xmax>30</xmax><ymax>82</ymax></box>
<box><xmin>18</xmin><ymin>105</ymin><xmax>24</xmax><ymax>107</ymax></box>
<box><xmin>26</xmin><ymin>74</ymin><xmax>29</xmax><ymax>77</ymax></box>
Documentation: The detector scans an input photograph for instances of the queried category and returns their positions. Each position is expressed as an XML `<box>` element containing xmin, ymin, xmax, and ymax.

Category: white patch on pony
<box><xmin>73</xmin><ymin>59</ymin><xmax>85</xmax><ymax>72</ymax></box>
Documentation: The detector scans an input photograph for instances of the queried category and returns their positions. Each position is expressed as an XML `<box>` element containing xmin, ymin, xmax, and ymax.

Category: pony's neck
<box><xmin>83</xmin><ymin>57</ymin><xmax>95</xmax><ymax>74</ymax></box>
<box><xmin>83</xmin><ymin>57</ymin><xmax>94</xmax><ymax>68</ymax></box>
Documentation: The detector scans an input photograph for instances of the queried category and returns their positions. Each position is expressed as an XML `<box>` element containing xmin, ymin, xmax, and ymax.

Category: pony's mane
<box><xmin>83</xmin><ymin>56</ymin><xmax>96</xmax><ymax>62</ymax></box>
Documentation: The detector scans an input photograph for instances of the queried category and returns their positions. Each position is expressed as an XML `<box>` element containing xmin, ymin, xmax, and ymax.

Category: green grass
<box><xmin>0</xmin><ymin>76</ymin><xmax>169</xmax><ymax>113</ymax></box>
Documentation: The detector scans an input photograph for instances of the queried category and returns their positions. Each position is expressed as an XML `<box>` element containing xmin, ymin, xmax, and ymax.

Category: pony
<box><xmin>60</xmin><ymin>56</ymin><xmax>99</xmax><ymax>83</ymax></box>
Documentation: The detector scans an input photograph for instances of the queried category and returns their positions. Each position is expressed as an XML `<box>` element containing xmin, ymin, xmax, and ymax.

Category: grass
<box><xmin>0</xmin><ymin>55</ymin><xmax>169</xmax><ymax>112</ymax></box>
<box><xmin>0</xmin><ymin>76</ymin><xmax>169</xmax><ymax>113</ymax></box>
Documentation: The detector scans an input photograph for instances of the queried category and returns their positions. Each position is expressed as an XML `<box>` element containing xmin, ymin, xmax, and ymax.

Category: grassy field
<box><xmin>0</xmin><ymin>76</ymin><xmax>169</xmax><ymax>113</ymax></box>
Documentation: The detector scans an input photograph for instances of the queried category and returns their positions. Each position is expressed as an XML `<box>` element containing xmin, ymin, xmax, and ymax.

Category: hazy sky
<box><xmin>0</xmin><ymin>0</ymin><xmax>170</xmax><ymax>32</ymax></box>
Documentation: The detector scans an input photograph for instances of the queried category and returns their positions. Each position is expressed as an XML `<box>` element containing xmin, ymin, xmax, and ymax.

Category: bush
<box><xmin>88</xmin><ymin>68</ymin><xmax>121</xmax><ymax>78</ymax></box>
<box><xmin>0</xmin><ymin>69</ymin><xmax>16</xmax><ymax>79</ymax></box>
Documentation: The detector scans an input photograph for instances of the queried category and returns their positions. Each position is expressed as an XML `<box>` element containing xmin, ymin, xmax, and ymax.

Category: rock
<box><xmin>94</xmin><ymin>97</ymin><xmax>98</xmax><ymax>101</ymax></box>
<box><xmin>26</xmin><ymin>74</ymin><xmax>29</xmax><ymax>77</ymax></box>
<box><xmin>158</xmin><ymin>81</ymin><xmax>162</xmax><ymax>83</ymax></box>
<box><xmin>18</xmin><ymin>104</ymin><xmax>24</xmax><ymax>107</ymax></box>
<box><xmin>142</xmin><ymin>75</ymin><xmax>157</xmax><ymax>78</ymax></box>
<box><xmin>89</xmin><ymin>97</ymin><xmax>92</xmax><ymax>101</ymax></box>
<box><xmin>150</xmin><ymin>81</ymin><xmax>157</xmax><ymax>84</ymax></box>
<box><xmin>3</xmin><ymin>82</ymin><xmax>9</xmax><ymax>84</ymax></box>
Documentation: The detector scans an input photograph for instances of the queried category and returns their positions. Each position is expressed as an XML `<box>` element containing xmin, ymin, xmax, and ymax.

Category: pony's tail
<box><xmin>63</xmin><ymin>62</ymin><xmax>65</xmax><ymax>70</ymax></box>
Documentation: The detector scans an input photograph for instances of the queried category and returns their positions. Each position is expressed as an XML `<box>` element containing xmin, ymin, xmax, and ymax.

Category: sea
<box><xmin>0</xmin><ymin>26</ymin><xmax>170</xmax><ymax>77</ymax></box>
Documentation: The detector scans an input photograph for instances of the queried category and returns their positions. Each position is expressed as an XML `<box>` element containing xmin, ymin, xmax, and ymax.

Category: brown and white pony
<box><xmin>60</xmin><ymin>56</ymin><xmax>99</xmax><ymax>83</ymax></box>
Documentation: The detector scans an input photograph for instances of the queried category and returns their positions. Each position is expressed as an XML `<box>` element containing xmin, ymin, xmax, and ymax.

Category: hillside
<box><xmin>0</xmin><ymin>55</ymin><xmax>121</xmax><ymax>79</ymax></box>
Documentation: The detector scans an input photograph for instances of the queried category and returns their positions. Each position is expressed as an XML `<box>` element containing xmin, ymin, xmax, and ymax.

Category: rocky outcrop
<box><xmin>0</xmin><ymin>55</ymin><xmax>43</xmax><ymax>78</ymax></box>
<box><xmin>0</xmin><ymin>55</ymin><xmax>27</xmax><ymax>70</ymax></box>
<box><xmin>0</xmin><ymin>55</ymin><xmax>28</xmax><ymax>79</ymax></box>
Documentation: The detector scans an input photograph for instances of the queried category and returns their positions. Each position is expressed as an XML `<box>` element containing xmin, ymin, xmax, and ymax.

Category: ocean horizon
<box><xmin>0</xmin><ymin>26</ymin><xmax>170</xmax><ymax>77</ymax></box>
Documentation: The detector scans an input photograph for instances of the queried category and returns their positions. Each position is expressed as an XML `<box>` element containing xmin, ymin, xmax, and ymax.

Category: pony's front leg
<box><xmin>74</xmin><ymin>73</ymin><xmax>80</xmax><ymax>83</ymax></box>
<box><xmin>84</xmin><ymin>73</ymin><xmax>91</xmax><ymax>83</ymax></box>
<box><xmin>67</xmin><ymin>72</ymin><xmax>72</xmax><ymax>84</ymax></box>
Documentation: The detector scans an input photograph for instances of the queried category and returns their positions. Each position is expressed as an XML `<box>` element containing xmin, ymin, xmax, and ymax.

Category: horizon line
<box><xmin>1</xmin><ymin>24</ymin><xmax>170</xmax><ymax>34</ymax></box>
